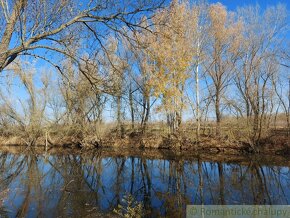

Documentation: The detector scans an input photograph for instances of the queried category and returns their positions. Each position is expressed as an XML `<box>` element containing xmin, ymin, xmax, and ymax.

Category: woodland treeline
<box><xmin>0</xmin><ymin>0</ymin><xmax>289</xmax><ymax>149</ymax></box>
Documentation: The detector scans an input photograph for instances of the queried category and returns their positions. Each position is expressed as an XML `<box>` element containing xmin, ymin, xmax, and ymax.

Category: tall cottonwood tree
<box><xmin>104</xmin><ymin>36</ymin><xmax>129</xmax><ymax>135</ymax></box>
<box><xmin>204</xmin><ymin>3</ymin><xmax>243</xmax><ymax>136</ymax></box>
<box><xmin>234</xmin><ymin>4</ymin><xmax>288</xmax><ymax>147</ymax></box>
<box><xmin>128</xmin><ymin>18</ymin><xmax>157</xmax><ymax>132</ymax></box>
<box><xmin>146</xmin><ymin>0</ymin><xmax>197</xmax><ymax>132</ymax></box>
<box><xmin>190</xmin><ymin>2</ymin><xmax>208</xmax><ymax>141</ymax></box>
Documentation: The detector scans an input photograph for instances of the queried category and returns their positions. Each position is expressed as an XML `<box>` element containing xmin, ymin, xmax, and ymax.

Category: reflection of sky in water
<box><xmin>0</xmin><ymin>151</ymin><xmax>290</xmax><ymax>217</ymax></box>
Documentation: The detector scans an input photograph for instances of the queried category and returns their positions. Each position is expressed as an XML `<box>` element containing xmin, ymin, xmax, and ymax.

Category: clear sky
<box><xmin>209</xmin><ymin>0</ymin><xmax>290</xmax><ymax>10</ymax></box>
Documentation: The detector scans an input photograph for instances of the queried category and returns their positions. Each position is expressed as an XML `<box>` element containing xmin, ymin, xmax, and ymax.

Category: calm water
<box><xmin>0</xmin><ymin>147</ymin><xmax>289</xmax><ymax>217</ymax></box>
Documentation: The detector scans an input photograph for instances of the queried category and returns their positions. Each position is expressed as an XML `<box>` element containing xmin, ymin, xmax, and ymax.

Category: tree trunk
<box><xmin>116</xmin><ymin>95</ymin><xmax>123</xmax><ymax>137</ymax></box>
<box><xmin>129</xmin><ymin>85</ymin><xmax>134</xmax><ymax>130</ymax></box>
<box><xmin>141</xmin><ymin>96</ymin><xmax>150</xmax><ymax>133</ymax></box>
<box><xmin>195</xmin><ymin>40</ymin><xmax>201</xmax><ymax>144</ymax></box>
<box><xmin>253</xmin><ymin>110</ymin><xmax>259</xmax><ymax>146</ymax></box>
<box><xmin>196</xmin><ymin>63</ymin><xmax>200</xmax><ymax>143</ymax></box>
<box><xmin>0</xmin><ymin>0</ymin><xmax>27</xmax><ymax>71</ymax></box>
<box><xmin>215</xmin><ymin>91</ymin><xmax>221</xmax><ymax>137</ymax></box>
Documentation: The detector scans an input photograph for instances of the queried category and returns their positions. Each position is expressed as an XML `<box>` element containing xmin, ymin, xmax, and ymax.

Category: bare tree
<box><xmin>233</xmin><ymin>4</ymin><xmax>288</xmax><ymax>147</ymax></box>
<box><xmin>0</xmin><ymin>60</ymin><xmax>49</xmax><ymax>145</ymax></box>
<box><xmin>0</xmin><ymin>0</ymin><xmax>164</xmax><ymax>72</ymax></box>
<box><xmin>203</xmin><ymin>3</ymin><xmax>243</xmax><ymax>136</ymax></box>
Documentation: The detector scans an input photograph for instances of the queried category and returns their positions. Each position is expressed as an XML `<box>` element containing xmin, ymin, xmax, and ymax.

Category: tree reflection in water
<box><xmin>0</xmin><ymin>148</ymin><xmax>289</xmax><ymax>217</ymax></box>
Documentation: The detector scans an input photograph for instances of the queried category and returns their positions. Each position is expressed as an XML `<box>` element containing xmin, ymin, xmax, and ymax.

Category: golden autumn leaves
<box><xmin>136</xmin><ymin>1</ymin><xmax>244</xmax><ymax>127</ymax></box>
<box><xmin>142</xmin><ymin>1</ymin><xmax>196</xmax><ymax>116</ymax></box>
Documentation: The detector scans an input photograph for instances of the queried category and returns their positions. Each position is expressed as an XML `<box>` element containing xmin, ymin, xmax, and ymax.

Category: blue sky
<box><xmin>209</xmin><ymin>0</ymin><xmax>290</xmax><ymax>10</ymax></box>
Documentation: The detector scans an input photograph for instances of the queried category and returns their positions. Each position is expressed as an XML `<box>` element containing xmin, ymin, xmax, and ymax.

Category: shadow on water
<box><xmin>0</xmin><ymin>146</ymin><xmax>289</xmax><ymax>217</ymax></box>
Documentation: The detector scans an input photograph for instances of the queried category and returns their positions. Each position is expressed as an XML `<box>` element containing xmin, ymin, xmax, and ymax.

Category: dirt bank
<box><xmin>101</xmin><ymin>133</ymin><xmax>290</xmax><ymax>155</ymax></box>
<box><xmin>0</xmin><ymin>131</ymin><xmax>289</xmax><ymax>155</ymax></box>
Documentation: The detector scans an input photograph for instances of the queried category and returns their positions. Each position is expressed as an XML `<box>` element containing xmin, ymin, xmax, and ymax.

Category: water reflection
<box><xmin>0</xmin><ymin>148</ymin><xmax>289</xmax><ymax>217</ymax></box>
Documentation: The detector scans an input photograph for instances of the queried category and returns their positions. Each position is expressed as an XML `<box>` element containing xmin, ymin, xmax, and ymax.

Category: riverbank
<box><xmin>101</xmin><ymin>133</ymin><xmax>290</xmax><ymax>155</ymax></box>
<box><xmin>0</xmin><ymin>130</ymin><xmax>289</xmax><ymax>155</ymax></box>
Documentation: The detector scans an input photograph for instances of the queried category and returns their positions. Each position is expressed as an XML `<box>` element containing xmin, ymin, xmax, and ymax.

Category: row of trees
<box><xmin>0</xmin><ymin>0</ymin><xmax>289</xmax><ymax>147</ymax></box>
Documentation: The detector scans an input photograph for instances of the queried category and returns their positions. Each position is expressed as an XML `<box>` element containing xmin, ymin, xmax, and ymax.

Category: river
<box><xmin>0</xmin><ymin>147</ymin><xmax>289</xmax><ymax>217</ymax></box>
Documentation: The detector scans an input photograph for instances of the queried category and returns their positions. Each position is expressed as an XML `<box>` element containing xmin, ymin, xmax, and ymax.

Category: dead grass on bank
<box><xmin>0</xmin><ymin>122</ymin><xmax>116</xmax><ymax>147</ymax></box>
<box><xmin>0</xmin><ymin>120</ymin><xmax>289</xmax><ymax>155</ymax></box>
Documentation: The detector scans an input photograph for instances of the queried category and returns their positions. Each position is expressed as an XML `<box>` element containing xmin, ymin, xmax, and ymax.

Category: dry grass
<box><xmin>0</xmin><ymin>117</ymin><xmax>288</xmax><ymax>154</ymax></box>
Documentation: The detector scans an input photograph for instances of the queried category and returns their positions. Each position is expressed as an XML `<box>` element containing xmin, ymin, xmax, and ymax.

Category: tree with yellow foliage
<box><xmin>145</xmin><ymin>0</ymin><xmax>197</xmax><ymax>133</ymax></box>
